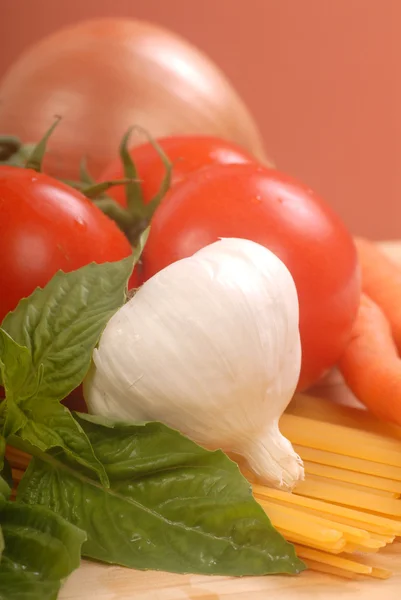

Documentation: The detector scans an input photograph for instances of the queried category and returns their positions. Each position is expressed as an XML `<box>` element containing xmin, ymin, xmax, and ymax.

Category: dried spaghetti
<box><xmin>255</xmin><ymin>394</ymin><xmax>401</xmax><ymax>579</ymax></box>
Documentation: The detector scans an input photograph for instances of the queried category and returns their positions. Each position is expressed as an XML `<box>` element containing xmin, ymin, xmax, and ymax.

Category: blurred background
<box><xmin>1</xmin><ymin>0</ymin><xmax>399</xmax><ymax>239</ymax></box>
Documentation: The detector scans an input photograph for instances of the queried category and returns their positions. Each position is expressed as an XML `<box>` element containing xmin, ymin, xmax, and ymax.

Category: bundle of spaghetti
<box><xmin>252</xmin><ymin>393</ymin><xmax>401</xmax><ymax>579</ymax></box>
<box><xmin>5</xmin><ymin>394</ymin><xmax>401</xmax><ymax>580</ymax></box>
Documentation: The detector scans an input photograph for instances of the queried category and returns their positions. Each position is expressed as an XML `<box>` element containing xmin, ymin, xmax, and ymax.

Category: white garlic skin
<box><xmin>84</xmin><ymin>238</ymin><xmax>304</xmax><ymax>490</ymax></box>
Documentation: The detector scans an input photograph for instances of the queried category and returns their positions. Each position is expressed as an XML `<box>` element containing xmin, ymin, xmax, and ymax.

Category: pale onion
<box><xmin>84</xmin><ymin>238</ymin><xmax>304</xmax><ymax>490</ymax></box>
<box><xmin>0</xmin><ymin>19</ymin><xmax>272</xmax><ymax>180</ymax></box>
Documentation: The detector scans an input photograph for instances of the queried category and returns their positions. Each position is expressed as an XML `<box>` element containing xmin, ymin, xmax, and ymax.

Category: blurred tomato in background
<box><xmin>0</xmin><ymin>0</ymin><xmax>399</xmax><ymax>239</ymax></box>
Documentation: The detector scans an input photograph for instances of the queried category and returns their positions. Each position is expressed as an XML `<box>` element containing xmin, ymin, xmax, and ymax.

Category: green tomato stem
<box><xmin>84</xmin><ymin>126</ymin><xmax>174</xmax><ymax>246</ymax></box>
<box><xmin>25</xmin><ymin>116</ymin><xmax>62</xmax><ymax>172</ymax></box>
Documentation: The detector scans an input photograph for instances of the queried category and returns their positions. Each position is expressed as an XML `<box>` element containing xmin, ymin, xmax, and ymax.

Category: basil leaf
<box><xmin>0</xmin><ymin>502</ymin><xmax>85</xmax><ymax>579</ymax></box>
<box><xmin>0</xmin><ymin>331</ymin><xmax>41</xmax><ymax>437</ymax></box>
<box><xmin>18</xmin><ymin>414</ymin><xmax>304</xmax><ymax>576</ymax></box>
<box><xmin>0</xmin><ymin>501</ymin><xmax>86</xmax><ymax>600</ymax></box>
<box><xmin>0</xmin><ymin>475</ymin><xmax>11</xmax><ymax>498</ymax></box>
<box><xmin>0</xmin><ymin>436</ymin><xmax>5</xmax><ymax>471</ymax></box>
<box><xmin>0</xmin><ymin>525</ymin><xmax>3</xmax><ymax>562</ymax></box>
<box><xmin>1</xmin><ymin>257</ymin><xmax>133</xmax><ymax>403</ymax></box>
<box><xmin>131</xmin><ymin>226</ymin><xmax>150</xmax><ymax>266</ymax></box>
<box><xmin>0</xmin><ymin>436</ymin><xmax>11</xmax><ymax>498</ymax></box>
<box><xmin>0</xmin><ymin>330</ymin><xmax>35</xmax><ymax>397</ymax></box>
<box><xmin>0</xmin><ymin>478</ymin><xmax>10</xmax><ymax>502</ymax></box>
<box><xmin>12</xmin><ymin>401</ymin><xmax>108</xmax><ymax>487</ymax></box>
<box><xmin>0</xmin><ymin>330</ymin><xmax>43</xmax><ymax>438</ymax></box>
<box><xmin>0</xmin><ymin>331</ymin><xmax>107</xmax><ymax>485</ymax></box>
<box><xmin>0</xmin><ymin>467</ymin><xmax>11</xmax><ymax>500</ymax></box>
<box><xmin>0</xmin><ymin>574</ymin><xmax>60</xmax><ymax>600</ymax></box>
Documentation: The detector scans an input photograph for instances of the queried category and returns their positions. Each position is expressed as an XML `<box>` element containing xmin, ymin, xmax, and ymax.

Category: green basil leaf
<box><xmin>0</xmin><ymin>478</ymin><xmax>10</xmax><ymax>502</ymax></box>
<box><xmin>132</xmin><ymin>226</ymin><xmax>150</xmax><ymax>266</ymax></box>
<box><xmin>0</xmin><ymin>467</ymin><xmax>12</xmax><ymax>500</ymax></box>
<box><xmin>12</xmin><ymin>400</ymin><xmax>108</xmax><ymax>487</ymax></box>
<box><xmin>0</xmin><ymin>501</ymin><xmax>85</xmax><ymax>579</ymax></box>
<box><xmin>0</xmin><ymin>436</ymin><xmax>4</xmax><ymax>472</ymax></box>
<box><xmin>18</xmin><ymin>414</ymin><xmax>304</xmax><ymax>576</ymax></box>
<box><xmin>0</xmin><ymin>480</ymin><xmax>9</xmax><ymax>503</ymax></box>
<box><xmin>0</xmin><ymin>500</ymin><xmax>86</xmax><ymax>600</ymax></box>
<box><xmin>0</xmin><ymin>525</ymin><xmax>3</xmax><ymax>562</ymax></box>
<box><xmin>2</xmin><ymin>399</ymin><xmax>28</xmax><ymax>441</ymax></box>
<box><xmin>0</xmin><ymin>574</ymin><xmax>60</xmax><ymax>600</ymax></box>
<box><xmin>0</xmin><ymin>332</ymin><xmax>107</xmax><ymax>485</ymax></box>
<box><xmin>0</xmin><ymin>435</ymin><xmax>12</xmax><ymax>498</ymax></box>
<box><xmin>0</xmin><ymin>330</ymin><xmax>41</xmax><ymax>413</ymax></box>
<box><xmin>0</xmin><ymin>330</ymin><xmax>43</xmax><ymax>437</ymax></box>
<box><xmin>1</xmin><ymin>257</ymin><xmax>134</xmax><ymax>403</ymax></box>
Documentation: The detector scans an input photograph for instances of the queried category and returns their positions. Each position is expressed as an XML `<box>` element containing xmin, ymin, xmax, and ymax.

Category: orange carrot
<box><xmin>338</xmin><ymin>294</ymin><xmax>401</xmax><ymax>425</ymax></box>
<box><xmin>355</xmin><ymin>237</ymin><xmax>401</xmax><ymax>353</ymax></box>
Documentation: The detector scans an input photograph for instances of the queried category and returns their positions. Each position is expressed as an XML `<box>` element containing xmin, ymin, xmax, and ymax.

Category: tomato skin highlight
<box><xmin>142</xmin><ymin>163</ymin><xmax>361</xmax><ymax>390</ymax></box>
<box><xmin>100</xmin><ymin>135</ymin><xmax>256</xmax><ymax>208</ymax></box>
<box><xmin>0</xmin><ymin>166</ymin><xmax>137</xmax><ymax>322</ymax></box>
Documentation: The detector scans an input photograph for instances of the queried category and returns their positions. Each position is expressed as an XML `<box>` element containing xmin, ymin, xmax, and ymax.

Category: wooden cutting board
<box><xmin>60</xmin><ymin>240</ymin><xmax>401</xmax><ymax>600</ymax></box>
<box><xmin>60</xmin><ymin>545</ymin><xmax>401</xmax><ymax>600</ymax></box>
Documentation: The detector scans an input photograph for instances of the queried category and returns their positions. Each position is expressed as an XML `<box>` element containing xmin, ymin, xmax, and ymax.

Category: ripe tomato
<box><xmin>0</xmin><ymin>166</ymin><xmax>137</xmax><ymax>323</ymax></box>
<box><xmin>99</xmin><ymin>135</ymin><xmax>256</xmax><ymax>207</ymax></box>
<box><xmin>142</xmin><ymin>164</ymin><xmax>361</xmax><ymax>390</ymax></box>
<box><xmin>0</xmin><ymin>19</ymin><xmax>269</xmax><ymax>180</ymax></box>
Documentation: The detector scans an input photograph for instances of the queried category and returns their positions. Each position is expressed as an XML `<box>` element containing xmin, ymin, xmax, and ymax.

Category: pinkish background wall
<box><xmin>1</xmin><ymin>0</ymin><xmax>399</xmax><ymax>239</ymax></box>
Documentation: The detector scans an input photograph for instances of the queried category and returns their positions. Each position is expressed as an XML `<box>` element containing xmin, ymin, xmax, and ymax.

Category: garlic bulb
<box><xmin>84</xmin><ymin>238</ymin><xmax>304</xmax><ymax>490</ymax></box>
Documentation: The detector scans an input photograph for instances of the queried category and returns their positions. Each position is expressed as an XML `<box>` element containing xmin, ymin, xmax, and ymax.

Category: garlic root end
<box><xmin>240</xmin><ymin>430</ymin><xmax>305</xmax><ymax>491</ymax></box>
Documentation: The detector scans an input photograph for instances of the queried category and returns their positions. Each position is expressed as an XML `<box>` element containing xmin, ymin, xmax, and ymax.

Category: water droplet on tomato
<box><xmin>74</xmin><ymin>216</ymin><xmax>87</xmax><ymax>231</ymax></box>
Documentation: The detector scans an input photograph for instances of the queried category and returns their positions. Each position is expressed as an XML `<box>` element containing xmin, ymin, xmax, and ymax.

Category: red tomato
<box><xmin>0</xmin><ymin>166</ymin><xmax>138</xmax><ymax>323</ymax></box>
<box><xmin>142</xmin><ymin>164</ymin><xmax>361</xmax><ymax>390</ymax></box>
<box><xmin>0</xmin><ymin>19</ymin><xmax>269</xmax><ymax>181</ymax></box>
<box><xmin>100</xmin><ymin>135</ymin><xmax>256</xmax><ymax>207</ymax></box>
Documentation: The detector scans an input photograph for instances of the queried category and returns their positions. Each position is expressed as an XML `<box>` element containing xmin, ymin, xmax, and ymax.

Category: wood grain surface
<box><xmin>59</xmin><ymin>241</ymin><xmax>401</xmax><ymax>599</ymax></box>
<box><xmin>60</xmin><ymin>544</ymin><xmax>401</xmax><ymax>600</ymax></box>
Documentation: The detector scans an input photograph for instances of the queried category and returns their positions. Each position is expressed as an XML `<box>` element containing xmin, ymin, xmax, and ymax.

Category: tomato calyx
<box><xmin>107</xmin><ymin>126</ymin><xmax>173</xmax><ymax>243</ymax></box>
<box><xmin>67</xmin><ymin>126</ymin><xmax>173</xmax><ymax>246</ymax></box>
<box><xmin>118</xmin><ymin>126</ymin><xmax>173</xmax><ymax>221</ymax></box>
